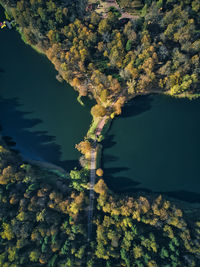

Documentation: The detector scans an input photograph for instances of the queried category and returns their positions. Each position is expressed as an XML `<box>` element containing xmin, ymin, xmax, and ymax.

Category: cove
<box><xmin>0</xmin><ymin>9</ymin><xmax>92</xmax><ymax>170</ymax></box>
<box><xmin>103</xmin><ymin>95</ymin><xmax>200</xmax><ymax>202</ymax></box>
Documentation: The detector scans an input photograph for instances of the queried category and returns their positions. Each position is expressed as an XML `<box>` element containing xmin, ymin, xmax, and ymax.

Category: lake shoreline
<box><xmin>1</xmin><ymin>3</ymin><xmax>200</xmax><ymax>204</ymax></box>
<box><xmin>23</xmin><ymin>158</ymin><xmax>67</xmax><ymax>175</ymax></box>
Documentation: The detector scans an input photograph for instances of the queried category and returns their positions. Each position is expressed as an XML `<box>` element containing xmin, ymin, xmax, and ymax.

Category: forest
<box><xmin>1</xmin><ymin>0</ymin><xmax>200</xmax><ymax>119</ymax></box>
<box><xmin>0</xmin><ymin>138</ymin><xmax>200</xmax><ymax>266</ymax></box>
<box><xmin>0</xmin><ymin>0</ymin><xmax>200</xmax><ymax>266</ymax></box>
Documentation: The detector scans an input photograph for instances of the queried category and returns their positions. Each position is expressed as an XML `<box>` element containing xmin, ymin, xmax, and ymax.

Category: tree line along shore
<box><xmin>1</xmin><ymin>0</ymin><xmax>200</xmax><ymax>165</ymax></box>
<box><xmin>0</xmin><ymin>134</ymin><xmax>200</xmax><ymax>266</ymax></box>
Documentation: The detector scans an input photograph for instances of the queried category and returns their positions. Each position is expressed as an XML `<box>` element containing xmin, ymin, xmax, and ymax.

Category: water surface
<box><xmin>1</xmin><ymin>7</ymin><xmax>200</xmax><ymax>202</ymax></box>
<box><xmin>103</xmin><ymin>95</ymin><xmax>200</xmax><ymax>202</ymax></box>
<box><xmin>0</xmin><ymin>8</ymin><xmax>92</xmax><ymax>170</ymax></box>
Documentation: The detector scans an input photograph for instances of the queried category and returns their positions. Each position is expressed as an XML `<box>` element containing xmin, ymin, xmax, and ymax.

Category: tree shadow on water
<box><xmin>159</xmin><ymin>190</ymin><xmax>200</xmax><ymax>203</ymax></box>
<box><xmin>0</xmin><ymin>97</ymin><xmax>79</xmax><ymax>171</ymax></box>
<box><xmin>105</xmin><ymin>171</ymin><xmax>200</xmax><ymax>203</ymax></box>
<box><xmin>102</xmin><ymin>154</ymin><xmax>200</xmax><ymax>202</ymax></box>
<box><xmin>121</xmin><ymin>95</ymin><xmax>153</xmax><ymax>118</ymax></box>
<box><xmin>105</xmin><ymin>175</ymin><xmax>142</xmax><ymax>192</ymax></box>
<box><xmin>102</xmin><ymin>162</ymin><xmax>143</xmax><ymax>192</ymax></box>
<box><xmin>101</xmin><ymin>134</ymin><xmax>116</xmax><ymax>149</ymax></box>
<box><xmin>100</xmin><ymin>94</ymin><xmax>200</xmax><ymax>203</ymax></box>
<box><xmin>103</xmin><ymin>154</ymin><xmax>118</xmax><ymax>163</ymax></box>
<box><xmin>2</xmin><ymin>136</ymin><xmax>16</xmax><ymax>147</ymax></box>
<box><xmin>104</xmin><ymin>166</ymin><xmax>130</xmax><ymax>175</ymax></box>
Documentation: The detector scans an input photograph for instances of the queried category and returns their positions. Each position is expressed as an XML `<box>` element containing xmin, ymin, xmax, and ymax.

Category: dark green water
<box><xmin>103</xmin><ymin>95</ymin><xmax>200</xmax><ymax>201</ymax></box>
<box><xmin>0</xmin><ymin>8</ymin><xmax>200</xmax><ymax>201</ymax></box>
<box><xmin>0</xmin><ymin>8</ymin><xmax>92</xmax><ymax>170</ymax></box>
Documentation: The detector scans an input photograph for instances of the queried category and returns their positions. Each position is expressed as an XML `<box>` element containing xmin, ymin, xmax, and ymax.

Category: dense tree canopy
<box><xmin>1</xmin><ymin>0</ymin><xmax>199</xmax><ymax>113</ymax></box>
<box><xmin>0</xmin><ymin>142</ymin><xmax>199</xmax><ymax>266</ymax></box>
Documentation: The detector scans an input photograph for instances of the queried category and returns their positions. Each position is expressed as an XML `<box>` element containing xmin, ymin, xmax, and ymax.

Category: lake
<box><xmin>0</xmin><ymin>7</ymin><xmax>92</xmax><ymax>170</ymax></box>
<box><xmin>1</xmin><ymin>7</ymin><xmax>200</xmax><ymax>202</ymax></box>
<box><xmin>103</xmin><ymin>95</ymin><xmax>200</xmax><ymax>202</ymax></box>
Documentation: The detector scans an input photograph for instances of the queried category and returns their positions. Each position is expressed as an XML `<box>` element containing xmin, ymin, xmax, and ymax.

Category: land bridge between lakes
<box><xmin>87</xmin><ymin>116</ymin><xmax>107</xmax><ymax>241</ymax></box>
<box><xmin>87</xmin><ymin>90</ymin><xmax>127</xmax><ymax>241</ymax></box>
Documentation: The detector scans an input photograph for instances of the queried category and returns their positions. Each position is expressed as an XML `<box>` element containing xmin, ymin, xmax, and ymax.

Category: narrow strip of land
<box><xmin>87</xmin><ymin>144</ymin><xmax>96</xmax><ymax>241</ymax></box>
<box><xmin>87</xmin><ymin>90</ymin><xmax>126</xmax><ymax>240</ymax></box>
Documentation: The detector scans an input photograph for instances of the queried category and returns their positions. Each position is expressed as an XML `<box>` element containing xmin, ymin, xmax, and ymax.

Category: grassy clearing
<box><xmin>87</xmin><ymin>115</ymin><xmax>112</xmax><ymax>141</ymax></box>
<box><xmin>87</xmin><ymin>117</ymin><xmax>101</xmax><ymax>140</ymax></box>
<box><xmin>77</xmin><ymin>95</ymin><xmax>85</xmax><ymax>106</ymax></box>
